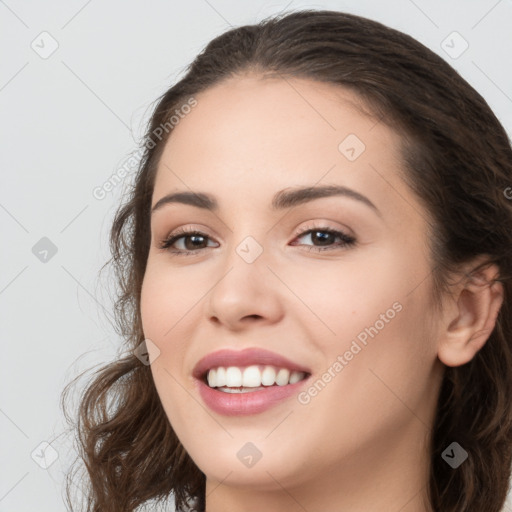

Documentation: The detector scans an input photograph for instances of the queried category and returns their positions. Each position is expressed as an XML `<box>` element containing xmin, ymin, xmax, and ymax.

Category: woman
<box><xmin>62</xmin><ymin>9</ymin><xmax>512</xmax><ymax>512</ymax></box>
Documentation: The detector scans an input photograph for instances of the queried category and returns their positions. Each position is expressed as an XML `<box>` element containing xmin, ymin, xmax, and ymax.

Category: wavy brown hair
<box><xmin>61</xmin><ymin>9</ymin><xmax>512</xmax><ymax>512</ymax></box>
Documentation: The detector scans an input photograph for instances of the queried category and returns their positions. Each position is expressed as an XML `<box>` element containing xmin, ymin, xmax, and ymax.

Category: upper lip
<box><xmin>192</xmin><ymin>348</ymin><xmax>312</xmax><ymax>380</ymax></box>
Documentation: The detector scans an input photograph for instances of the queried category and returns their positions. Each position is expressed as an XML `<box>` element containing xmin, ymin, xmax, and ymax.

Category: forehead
<box><xmin>152</xmin><ymin>75</ymin><xmax>422</xmax><ymax>225</ymax></box>
<box><xmin>159</xmin><ymin>74</ymin><xmax>385</xmax><ymax>166</ymax></box>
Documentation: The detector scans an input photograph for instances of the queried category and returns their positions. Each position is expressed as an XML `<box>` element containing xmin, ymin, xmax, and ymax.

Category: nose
<box><xmin>204</xmin><ymin>250</ymin><xmax>285</xmax><ymax>331</ymax></box>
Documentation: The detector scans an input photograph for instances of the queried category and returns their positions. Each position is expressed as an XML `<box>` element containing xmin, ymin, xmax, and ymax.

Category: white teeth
<box><xmin>242</xmin><ymin>365</ymin><xmax>262</xmax><ymax>387</ymax></box>
<box><xmin>261</xmin><ymin>366</ymin><xmax>276</xmax><ymax>386</ymax></box>
<box><xmin>216</xmin><ymin>367</ymin><xmax>226</xmax><ymax>387</ymax></box>
<box><xmin>225</xmin><ymin>367</ymin><xmax>242</xmax><ymax>387</ymax></box>
<box><xmin>207</xmin><ymin>368</ymin><xmax>216</xmax><ymax>387</ymax></box>
<box><xmin>290</xmin><ymin>371</ymin><xmax>306</xmax><ymax>384</ymax></box>
<box><xmin>275</xmin><ymin>368</ymin><xmax>290</xmax><ymax>386</ymax></box>
<box><xmin>289</xmin><ymin>370</ymin><xmax>303</xmax><ymax>384</ymax></box>
<box><xmin>206</xmin><ymin>365</ymin><xmax>307</xmax><ymax>389</ymax></box>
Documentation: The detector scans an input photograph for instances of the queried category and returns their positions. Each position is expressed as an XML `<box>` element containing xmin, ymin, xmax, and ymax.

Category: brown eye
<box><xmin>291</xmin><ymin>227</ymin><xmax>356</xmax><ymax>252</ymax></box>
<box><xmin>159</xmin><ymin>229</ymin><xmax>218</xmax><ymax>255</ymax></box>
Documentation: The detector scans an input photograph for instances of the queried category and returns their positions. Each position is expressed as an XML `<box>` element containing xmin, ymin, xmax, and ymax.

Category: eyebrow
<box><xmin>151</xmin><ymin>185</ymin><xmax>380</xmax><ymax>216</ymax></box>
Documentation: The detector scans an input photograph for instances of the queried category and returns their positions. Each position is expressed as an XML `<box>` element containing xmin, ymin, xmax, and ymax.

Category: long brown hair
<box><xmin>61</xmin><ymin>9</ymin><xmax>512</xmax><ymax>512</ymax></box>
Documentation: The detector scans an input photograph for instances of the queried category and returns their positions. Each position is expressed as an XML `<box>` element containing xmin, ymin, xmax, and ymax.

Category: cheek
<box><xmin>281</xmin><ymin>245</ymin><xmax>425</xmax><ymax>342</ymax></box>
<box><xmin>327</xmin><ymin>266</ymin><xmax>436</xmax><ymax>418</ymax></box>
<box><xmin>140</xmin><ymin>256</ymin><xmax>200</xmax><ymax>341</ymax></box>
<box><xmin>289</xmin><ymin>244</ymin><xmax>437</xmax><ymax>404</ymax></box>
<box><xmin>285</xmin><ymin>268</ymin><xmax>437</xmax><ymax>469</ymax></box>
<box><xmin>140</xmin><ymin>260</ymin><xmax>203</xmax><ymax>434</ymax></box>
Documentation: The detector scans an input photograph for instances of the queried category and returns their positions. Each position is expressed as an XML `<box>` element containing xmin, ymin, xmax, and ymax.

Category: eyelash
<box><xmin>158</xmin><ymin>225</ymin><xmax>356</xmax><ymax>257</ymax></box>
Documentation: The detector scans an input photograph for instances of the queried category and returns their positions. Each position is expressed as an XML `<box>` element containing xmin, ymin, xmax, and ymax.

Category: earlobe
<box><xmin>437</xmin><ymin>262</ymin><xmax>504</xmax><ymax>368</ymax></box>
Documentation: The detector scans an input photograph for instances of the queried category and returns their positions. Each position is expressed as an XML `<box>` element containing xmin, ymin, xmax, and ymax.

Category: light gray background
<box><xmin>1</xmin><ymin>1</ymin><xmax>511</xmax><ymax>510</ymax></box>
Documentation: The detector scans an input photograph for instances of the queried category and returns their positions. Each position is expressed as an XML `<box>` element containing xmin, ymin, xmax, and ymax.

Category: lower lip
<box><xmin>196</xmin><ymin>377</ymin><xmax>310</xmax><ymax>416</ymax></box>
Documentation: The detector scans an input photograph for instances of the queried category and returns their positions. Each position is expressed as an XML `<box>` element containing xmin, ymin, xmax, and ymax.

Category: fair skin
<box><xmin>140</xmin><ymin>74</ymin><xmax>503</xmax><ymax>512</ymax></box>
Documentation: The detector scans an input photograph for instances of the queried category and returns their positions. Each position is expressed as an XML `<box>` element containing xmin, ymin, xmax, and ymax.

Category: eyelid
<box><xmin>160</xmin><ymin>220</ymin><xmax>352</xmax><ymax>242</ymax></box>
<box><xmin>291</xmin><ymin>220</ymin><xmax>355</xmax><ymax>239</ymax></box>
<box><xmin>159</xmin><ymin>223</ymin><xmax>219</xmax><ymax>242</ymax></box>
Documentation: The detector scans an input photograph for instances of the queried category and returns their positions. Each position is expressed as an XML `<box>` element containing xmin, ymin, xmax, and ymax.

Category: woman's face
<box><xmin>140</xmin><ymin>75</ymin><xmax>443</xmax><ymax>493</ymax></box>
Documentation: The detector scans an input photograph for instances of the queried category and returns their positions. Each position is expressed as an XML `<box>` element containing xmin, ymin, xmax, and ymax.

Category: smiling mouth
<box><xmin>201</xmin><ymin>364</ymin><xmax>310</xmax><ymax>393</ymax></box>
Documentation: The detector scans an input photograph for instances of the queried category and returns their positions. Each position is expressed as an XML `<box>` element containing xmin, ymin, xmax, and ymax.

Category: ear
<box><xmin>437</xmin><ymin>259</ymin><xmax>504</xmax><ymax>367</ymax></box>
